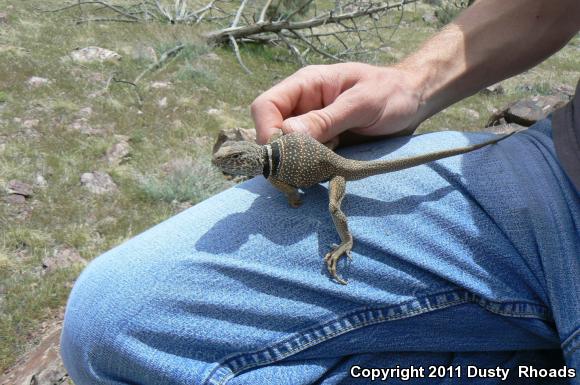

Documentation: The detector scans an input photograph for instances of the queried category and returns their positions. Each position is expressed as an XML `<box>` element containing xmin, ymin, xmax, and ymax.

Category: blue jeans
<box><xmin>61</xmin><ymin>119</ymin><xmax>580</xmax><ymax>384</ymax></box>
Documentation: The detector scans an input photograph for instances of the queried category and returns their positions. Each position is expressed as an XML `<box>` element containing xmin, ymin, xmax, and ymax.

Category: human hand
<box><xmin>251</xmin><ymin>62</ymin><xmax>425</xmax><ymax>144</ymax></box>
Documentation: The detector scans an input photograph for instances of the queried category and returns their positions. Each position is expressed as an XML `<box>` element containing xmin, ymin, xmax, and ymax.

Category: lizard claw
<box><xmin>324</xmin><ymin>241</ymin><xmax>353</xmax><ymax>285</ymax></box>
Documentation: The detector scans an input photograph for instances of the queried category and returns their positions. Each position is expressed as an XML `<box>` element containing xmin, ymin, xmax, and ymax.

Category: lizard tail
<box><xmin>341</xmin><ymin>131</ymin><xmax>516</xmax><ymax>180</ymax></box>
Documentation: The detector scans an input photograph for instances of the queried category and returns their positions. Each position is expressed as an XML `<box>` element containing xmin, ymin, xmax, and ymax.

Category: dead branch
<box><xmin>206</xmin><ymin>0</ymin><xmax>418</xmax><ymax>44</ymax></box>
<box><xmin>41</xmin><ymin>0</ymin><xmax>221</xmax><ymax>24</ymax></box>
<box><xmin>229</xmin><ymin>35</ymin><xmax>252</xmax><ymax>75</ymax></box>
<box><xmin>134</xmin><ymin>44</ymin><xmax>185</xmax><ymax>83</ymax></box>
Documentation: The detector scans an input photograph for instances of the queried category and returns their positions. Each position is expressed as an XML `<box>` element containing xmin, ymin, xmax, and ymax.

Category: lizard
<box><xmin>212</xmin><ymin>131</ymin><xmax>515</xmax><ymax>285</ymax></box>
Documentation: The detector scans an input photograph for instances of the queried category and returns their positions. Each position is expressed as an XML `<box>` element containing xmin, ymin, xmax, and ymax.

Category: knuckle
<box><xmin>313</xmin><ymin>110</ymin><xmax>334</xmax><ymax>135</ymax></box>
<box><xmin>250</xmin><ymin>97</ymin><xmax>264</xmax><ymax>114</ymax></box>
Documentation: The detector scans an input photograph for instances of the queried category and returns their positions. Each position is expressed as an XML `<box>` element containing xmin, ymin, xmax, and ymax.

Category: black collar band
<box><xmin>262</xmin><ymin>146</ymin><xmax>270</xmax><ymax>178</ymax></box>
<box><xmin>262</xmin><ymin>142</ymin><xmax>280</xmax><ymax>179</ymax></box>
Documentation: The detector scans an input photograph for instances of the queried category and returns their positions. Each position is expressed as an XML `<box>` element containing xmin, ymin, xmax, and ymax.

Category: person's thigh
<box><xmin>60</xmin><ymin>123</ymin><xmax>579</xmax><ymax>385</ymax></box>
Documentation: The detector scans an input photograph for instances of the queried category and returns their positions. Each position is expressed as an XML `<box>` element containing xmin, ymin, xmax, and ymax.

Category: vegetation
<box><xmin>0</xmin><ymin>0</ymin><xmax>578</xmax><ymax>374</ymax></box>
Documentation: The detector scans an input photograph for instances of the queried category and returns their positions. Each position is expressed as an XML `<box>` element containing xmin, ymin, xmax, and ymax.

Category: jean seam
<box><xmin>202</xmin><ymin>289</ymin><xmax>552</xmax><ymax>385</ymax></box>
<box><xmin>562</xmin><ymin>328</ymin><xmax>580</xmax><ymax>357</ymax></box>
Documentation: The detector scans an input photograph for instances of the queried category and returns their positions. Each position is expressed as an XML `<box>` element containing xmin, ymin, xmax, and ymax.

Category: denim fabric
<box><xmin>61</xmin><ymin>119</ymin><xmax>580</xmax><ymax>385</ymax></box>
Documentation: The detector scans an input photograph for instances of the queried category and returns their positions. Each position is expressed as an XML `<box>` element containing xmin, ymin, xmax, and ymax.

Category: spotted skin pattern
<box><xmin>213</xmin><ymin>131</ymin><xmax>515</xmax><ymax>284</ymax></box>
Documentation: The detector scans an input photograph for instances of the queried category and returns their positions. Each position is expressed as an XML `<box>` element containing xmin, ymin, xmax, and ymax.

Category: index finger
<box><xmin>250</xmin><ymin>75</ymin><xmax>305</xmax><ymax>144</ymax></box>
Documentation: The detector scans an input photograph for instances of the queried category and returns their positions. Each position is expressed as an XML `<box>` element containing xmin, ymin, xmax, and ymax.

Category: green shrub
<box><xmin>136</xmin><ymin>156</ymin><xmax>230</xmax><ymax>204</ymax></box>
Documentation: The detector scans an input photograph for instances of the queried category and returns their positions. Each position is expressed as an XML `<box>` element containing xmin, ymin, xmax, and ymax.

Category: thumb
<box><xmin>282</xmin><ymin>91</ymin><xmax>361</xmax><ymax>143</ymax></box>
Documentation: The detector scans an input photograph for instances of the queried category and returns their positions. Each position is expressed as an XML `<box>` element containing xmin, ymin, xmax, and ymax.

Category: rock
<box><xmin>206</xmin><ymin>108</ymin><xmax>221</xmax><ymax>116</ymax></box>
<box><xmin>42</xmin><ymin>247</ymin><xmax>86</xmax><ymax>273</ymax></box>
<box><xmin>8</xmin><ymin>179</ymin><xmax>33</xmax><ymax>196</ymax></box>
<box><xmin>69</xmin><ymin>118</ymin><xmax>105</xmax><ymax>135</ymax></box>
<box><xmin>151</xmin><ymin>81</ymin><xmax>171</xmax><ymax>89</ymax></box>
<box><xmin>551</xmin><ymin>83</ymin><xmax>575</xmax><ymax>99</ymax></box>
<box><xmin>0</xmin><ymin>325</ymin><xmax>69</xmax><ymax>385</ymax></box>
<box><xmin>70</xmin><ymin>46</ymin><xmax>121</xmax><ymax>63</ymax></box>
<box><xmin>26</xmin><ymin>76</ymin><xmax>50</xmax><ymax>88</ymax></box>
<box><xmin>4</xmin><ymin>194</ymin><xmax>26</xmax><ymax>204</ymax></box>
<box><xmin>0</xmin><ymin>12</ymin><xmax>8</xmax><ymax>24</ymax></box>
<box><xmin>202</xmin><ymin>52</ymin><xmax>220</xmax><ymax>61</ymax></box>
<box><xmin>460</xmin><ymin>108</ymin><xmax>480</xmax><ymax>120</ymax></box>
<box><xmin>212</xmin><ymin>127</ymin><xmax>257</xmax><ymax>155</ymax></box>
<box><xmin>70</xmin><ymin>118</ymin><xmax>90</xmax><ymax>132</ymax></box>
<box><xmin>22</xmin><ymin>119</ymin><xmax>40</xmax><ymax>129</ymax></box>
<box><xmin>35</xmin><ymin>174</ymin><xmax>48</xmax><ymax>188</ymax></box>
<box><xmin>77</xmin><ymin>107</ymin><xmax>93</xmax><ymax>118</ymax></box>
<box><xmin>480</xmin><ymin>83</ymin><xmax>504</xmax><ymax>95</ymax></box>
<box><xmin>422</xmin><ymin>11</ymin><xmax>437</xmax><ymax>25</ymax></box>
<box><xmin>487</xmin><ymin>94</ymin><xmax>568</xmax><ymax>127</ymax></box>
<box><xmin>80</xmin><ymin>171</ymin><xmax>118</xmax><ymax>194</ymax></box>
<box><xmin>158</xmin><ymin>97</ymin><xmax>168</xmax><ymax>108</ymax></box>
<box><xmin>104</xmin><ymin>140</ymin><xmax>130</xmax><ymax>166</ymax></box>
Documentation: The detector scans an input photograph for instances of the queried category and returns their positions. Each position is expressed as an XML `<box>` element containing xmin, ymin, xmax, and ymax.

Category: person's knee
<box><xmin>60</xmin><ymin>249</ymin><xmax>143</xmax><ymax>384</ymax></box>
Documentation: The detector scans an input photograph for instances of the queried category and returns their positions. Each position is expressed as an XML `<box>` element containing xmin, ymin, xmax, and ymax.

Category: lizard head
<box><xmin>212</xmin><ymin>141</ymin><xmax>264</xmax><ymax>176</ymax></box>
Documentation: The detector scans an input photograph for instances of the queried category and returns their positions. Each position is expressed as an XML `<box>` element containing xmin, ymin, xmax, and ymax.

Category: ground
<box><xmin>0</xmin><ymin>0</ymin><xmax>578</xmax><ymax>382</ymax></box>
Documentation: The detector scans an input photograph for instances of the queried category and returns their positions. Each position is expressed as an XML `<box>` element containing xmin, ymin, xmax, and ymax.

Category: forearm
<box><xmin>398</xmin><ymin>0</ymin><xmax>580</xmax><ymax>126</ymax></box>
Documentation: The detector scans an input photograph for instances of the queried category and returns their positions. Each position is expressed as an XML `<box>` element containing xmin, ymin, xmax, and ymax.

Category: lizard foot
<box><xmin>288</xmin><ymin>197</ymin><xmax>303</xmax><ymax>208</ymax></box>
<box><xmin>324</xmin><ymin>241</ymin><xmax>353</xmax><ymax>285</ymax></box>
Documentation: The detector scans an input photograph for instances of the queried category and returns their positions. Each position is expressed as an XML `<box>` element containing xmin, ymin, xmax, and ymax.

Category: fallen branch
<box><xmin>229</xmin><ymin>35</ymin><xmax>252</xmax><ymax>75</ymax></box>
<box><xmin>134</xmin><ymin>44</ymin><xmax>185</xmax><ymax>83</ymax></box>
<box><xmin>40</xmin><ymin>0</ymin><xmax>221</xmax><ymax>24</ymax></box>
<box><xmin>206</xmin><ymin>0</ymin><xmax>418</xmax><ymax>44</ymax></box>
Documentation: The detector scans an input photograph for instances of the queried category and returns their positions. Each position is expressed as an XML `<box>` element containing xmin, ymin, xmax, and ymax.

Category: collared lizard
<box><xmin>212</xmin><ymin>131</ymin><xmax>515</xmax><ymax>284</ymax></box>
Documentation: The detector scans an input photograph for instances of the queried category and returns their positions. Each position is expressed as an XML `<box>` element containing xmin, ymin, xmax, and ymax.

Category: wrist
<box><xmin>394</xmin><ymin>25</ymin><xmax>467</xmax><ymax>125</ymax></box>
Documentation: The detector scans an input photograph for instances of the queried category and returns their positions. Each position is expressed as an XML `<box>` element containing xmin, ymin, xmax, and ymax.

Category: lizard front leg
<box><xmin>325</xmin><ymin>175</ymin><xmax>353</xmax><ymax>285</ymax></box>
<box><xmin>268</xmin><ymin>177</ymin><xmax>302</xmax><ymax>208</ymax></box>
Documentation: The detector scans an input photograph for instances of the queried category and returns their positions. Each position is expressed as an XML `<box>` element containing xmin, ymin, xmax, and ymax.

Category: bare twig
<box><xmin>288</xmin><ymin>29</ymin><xmax>341</xmax><ymax>62</ymax></box>
<box><xmin>113</xmin><ymin>78</ymin><xmax>144</xmax><ymax>106</ymax></box>
<box><xmin>284</xmin><ymin>0</ymin><xmax>314</xmax><ymax>21</ymax></box>
<box><xmin>231</xmin><ymin>0</ymin><xmax>248</xmax><ymax>28</ymax></box>
<box><xmin>38</xmin><ymin>0</ymin><xmax>139</xmax><ymax>20</ymax></box>
<box><xmin>134</xmin><ymin>44</ymin><xmax>185</xmax><ymax>83</ymax></box>
<box><xmin>258</xmin><ymin>0</ymin><xmax>273</xmax><ymax>23</ymax></box>
<box><xmin>76</xmin><ymin>17</ymin><xmax>138</xmax><ymax>24</ymax></box>
<box><xmin>278</xmin><ymin>32</ymin><xmax>307</xmax><ymax>66</ymax></box>
<box><xmin>229</xmin><ymin>35</ymin><xmax>252</xmax><ymax>74</ymax></box>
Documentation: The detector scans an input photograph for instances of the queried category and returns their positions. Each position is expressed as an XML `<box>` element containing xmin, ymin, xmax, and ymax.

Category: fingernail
<box><xmin>284</xmin><ymin>117</ymin><xmax>308</xmax><ymax>133</ymax></box>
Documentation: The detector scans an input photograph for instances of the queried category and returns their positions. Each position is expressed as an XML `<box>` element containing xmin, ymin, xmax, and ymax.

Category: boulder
<box><xmin>479</xmin><ymin>83</ymin><xmax>504</xmax><ymax>95</ymax></box>
<box><xmin>212</xmin><ymin>127</ymin><xmax>257</xmax><ymax>155</ymax></box>
<box><xmin>0</xmin><ymin>325</ymin><xmax>70</xmax><ymax>385</ymax></box>
<box><xmin>80</xmin><ymin>171</ymin><xmax>118</xmax><ymax>194</ymax></box>
<box><xmin>151</xmin><ymin>81</ymin><xmax>172</xmax><ymax>89</ymax></box>
<box><xmin>26</xmin><ymin>77</ymin><xmax>51</xmax><ymax>88</ymax></box>
<box><xmin>70</xmin><ymin>46</ymin><xmax>121</xmax><ymax>63</ymax></box>
<box><xmin>487</xmin><ymin>94</ymin><xmax>568</xmax><ymax>127</ymax></box>
<box><xmin>42</xmin><ymin>247</ymin><xmax>87</xmax><ymax>273</ymax></box>
<box><xmin>104</xmin><ymin>139</ymin><xmax>130</xmax><ymax>166</ymax></box>
<box><xmin>4</xmin><ymin>194</ymin><xmax>26</xmax><ymax>205</ymax></box>
<box><xmin>8</xmin><ymin>179</ymin><xmax>33</xmax><ymax>196</ymax></box>
<box><xmin>422</xmin><ymin>11</ymin><xmax>437</xmax><ymax>25</ymax></box>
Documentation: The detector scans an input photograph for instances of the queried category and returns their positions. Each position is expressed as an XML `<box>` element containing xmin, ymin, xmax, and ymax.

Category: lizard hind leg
<box><xmin>325</xmin><ymin>176</ymin><xmax>353</xmax><ymax>285</ymax></box>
